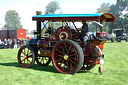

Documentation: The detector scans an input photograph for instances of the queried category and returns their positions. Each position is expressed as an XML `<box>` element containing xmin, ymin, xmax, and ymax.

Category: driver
<box><xmin>81</xmin><ymin>21</ymin><xmax>89</xmax><ymax>52</ymax></box>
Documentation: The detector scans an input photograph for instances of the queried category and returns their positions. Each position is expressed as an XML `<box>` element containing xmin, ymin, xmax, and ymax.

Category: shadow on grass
<box><xmin>78</xmin><ymin>70</ymin><xmax>99</xmax><ymax>75</ymax></box>
<box><xmin>106</xmin><ymin>42</ymin><xmax>118</xmax><ymax>43</ymax></box>
<box><xmin>0</xmin><ymin>62</ymin><xmax>99</xmax><ymax>75</ymax></box>
<box><xmin>0</xmin><ymin>62</ymin><xmax>57</xmax><ymax>73</ymax></box>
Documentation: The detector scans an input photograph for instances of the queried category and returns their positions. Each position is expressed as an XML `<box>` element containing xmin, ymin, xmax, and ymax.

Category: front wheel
<box><xmin>17</xmin><ymin>45</ymin><xmax>35</xmax><ymax>68</ymax></box>
<box><xmin>52</xmin><ymin>39</ymin><xmax>84</xmax><ymax>74</ymax></box>
<box><xmin>35</xmin><ymin>49</ymin><xmax>51</xmax><ymax>66</ymax></box>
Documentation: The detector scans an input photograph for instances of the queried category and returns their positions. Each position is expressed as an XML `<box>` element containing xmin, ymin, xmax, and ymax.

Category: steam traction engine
<box><xmin>17</xmin><ymin>12</ymin><xmax>115</xmax><ymax>74</ymax></box>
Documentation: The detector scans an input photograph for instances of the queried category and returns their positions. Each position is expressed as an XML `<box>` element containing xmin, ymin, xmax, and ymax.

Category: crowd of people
<box><xmin>0</xmin><ymin>38</ymin><xmax>18</xmax><ymax>49</ymax></box>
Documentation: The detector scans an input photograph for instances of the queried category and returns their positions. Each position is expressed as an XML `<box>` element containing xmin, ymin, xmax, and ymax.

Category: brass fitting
<box><xmin>36</xmin><ymin>11</ymin><xmax>42</xmax><ymax>15</ymax></box>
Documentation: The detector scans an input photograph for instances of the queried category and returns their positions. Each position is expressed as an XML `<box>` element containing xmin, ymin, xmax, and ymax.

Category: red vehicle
<box><xmin>0</xmin><ymin>28</ymin><xmax>26</xmax><ymax>40</ymax></box>
<box><xmin>17</xmin><ymin>11</ymin><xmax>115</xmax><ymax>74</ymax></box>
<box><xmin>0</xmin><ymin>28</ymin><xmax>26</xmax><ymax>48</ymax></box>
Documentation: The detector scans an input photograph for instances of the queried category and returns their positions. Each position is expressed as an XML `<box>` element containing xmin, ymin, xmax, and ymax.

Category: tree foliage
<box><xmin>96</xmin><ymin>0</ymin><xmax>128</xmax><ymax>33</ymax></box>
<box><xmin>44</xmin><ymin>1</ymin><xmax>61</xmax><ymax>14</ymax></box>
<box><xmin>4</xmin><ymin>10</ymin><xmax>23</xmax><ymax>29</ymax></box>
<box><xmin>44</xmin><ymin>1</ymin><xmax>62</xmax><ymax>29</ymax></box>
<box><xmin>96</xmin><ymin>3</ymin><xmax>110</xmax><ymax>13</ymax></box>
<box><xmin>90</xmin><ymin>3</ymin><xmax>110</xmax><ymax>32</ymax></box>
<box><xmin>108</xmin><ymin>0</ymin><xmax>128</xmax><ymax>33</ymax></box>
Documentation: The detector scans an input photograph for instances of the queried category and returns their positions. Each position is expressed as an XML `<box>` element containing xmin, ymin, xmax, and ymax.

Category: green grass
<box><xmin>0</xmin><ymin>41</ymin><xmax>128</xmax><ymax>85</ymax></box>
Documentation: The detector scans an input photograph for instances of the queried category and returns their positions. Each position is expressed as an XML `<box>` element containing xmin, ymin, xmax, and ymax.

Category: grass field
<box><xmin>0</xmin><ymin>41</ymin><xmax>128</xmax><ymax>85</ymax></box>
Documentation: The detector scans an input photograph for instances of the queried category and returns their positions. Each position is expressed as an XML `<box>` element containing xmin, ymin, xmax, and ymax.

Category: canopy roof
<box><xmin>32</xmin><ymin>13</ymin><xmax>115</xmax><ymax>22</ymax></box>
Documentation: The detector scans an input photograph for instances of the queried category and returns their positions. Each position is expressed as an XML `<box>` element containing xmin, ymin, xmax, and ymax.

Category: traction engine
<box><xmin>17</xmin><ymin>11</ymin><xmax>115</xmax><ymax>74</ymax></box>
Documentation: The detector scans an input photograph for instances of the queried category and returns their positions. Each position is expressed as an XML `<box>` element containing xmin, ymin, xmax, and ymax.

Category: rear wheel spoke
<box><xmin>58</xmin><ymin>55</ymin><xmax>64</xmax><ymax>58</ymax></box>
<box><xmin>67</xmin><ymin>44</ymin><xmax>72</xmax><ymax>54</ymax></box>
<box><xmin>61</xmin><ymin>45</ymin><xmax>65</xmax><ymax>54</ymax></box>
<box><xmin>70</xmin><ymin>57</ymin><xmax>78</xmax><ymax>61</ymax></box>
<box><xmin>64</xmin><ymin>43</ymin><xmax>67</xmax><ymax>52</ymax></box>
<box><xmin>56</xmin><ymin>58</ymin><xmax>64</xmax><ymax>62</ymax></box>
<box><xmin>59</xmin><ymin>60</ymin><xmax>65</xmax><ymax>66</ymax></box>
<box><xmin>66</xmin><ymin>61</ymin><xmax>69</xmax><ymax>70</ymax></box>
<box><xmin>62</xmin><ymin>61</ymin><xmax>67</xmax><ymax>71</ymax></box>
<box><xmin>69</xmin><ymin>53</ymin><xmax>77</xmax><ymax>57</ymax></box>
<box><xmin>69</xmin><ymin>59</ymin><xmax>77</xmax><ymax>66</ymax></box>
<box><xmin>70</xmin><ymin>48</ymin><xmax>75</xmax><ymax>54</ymax></box>
<box><xmin>56</xmin><ymin>49</ymin><xmax>64</xmax><ymax>55</ymax></box>
<box><xmin>70</xmin><ymin>62</ymin><xmax>73</xmax><ymax>70</ymax></box>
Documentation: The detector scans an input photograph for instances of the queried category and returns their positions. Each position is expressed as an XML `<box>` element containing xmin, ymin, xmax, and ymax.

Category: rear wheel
<box><xmin>17</xmin><ymin>45</ymin><xmax>35</xmax><ymax>68</ymax></box>
<box><xmin>52</xmin><ymin>39</ymin><xmax>84</xmax><ymax>74</ymax></box>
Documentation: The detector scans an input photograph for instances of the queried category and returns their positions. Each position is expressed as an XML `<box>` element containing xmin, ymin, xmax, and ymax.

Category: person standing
<box><xmin>14</xmin><ymin>38</ymin><xmax>17</xmax><ymax>48</ymax></box>
<box><xmin>7</xmin><ymin>39</ymin><xmax>9</xmax><ymax>48</ymax></box>
<box><xmin>81</xmin><ymin>21</ymin><xmax>89</xmax><ymax>52</ymax></box>
<box><xmin>4</xmin><ymin>38</ymin><xmax>8</xmax><ymax>49</ymax></box>
<box><xmin>0</xmin><ymin>39</ymin><xmax>2</xmax><ymax>44</ymax></box>
<box><xmin>8</xmin><ymin>39</ymin><xmax>12</xmax><ymax>49</ymax></box>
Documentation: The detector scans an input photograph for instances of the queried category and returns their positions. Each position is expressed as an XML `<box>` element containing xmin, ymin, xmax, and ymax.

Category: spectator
<box><xmin>12</xmin><ymin>39</ymin><xmax>14</xmax><ymax>48</ymax></box>
<box><xmin>7</xmin><ymin>39</ymin><xmax>9</xmax><ymax>48</ymax></box>
<box><xmin>0</xmin><ymin>39</ymin><xmax>2</xmax><ymax>44</ymax></box>
<box><xmin>81</xmin><ymin>21</ymin><xmax>89</xmax><ymax>52</ymax></box>
<box><xmin>14</xmin><ymin>38</ymin><xmax>17</xmax><ymax>48</ymax></box>
<box><xmin>4</xmin><ymin>38</ymin><xmax>8</xmax><ymax>49</ymax></box>
<box><xmin>8</xmin><ymin>39</ymin><xmax>12</xmax><ymax>49</ymax></box>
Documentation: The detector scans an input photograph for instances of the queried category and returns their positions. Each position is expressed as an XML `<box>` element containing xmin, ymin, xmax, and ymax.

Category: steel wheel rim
<box><xmin>52</xmin><ymin>41</ymin><xmax>79</xmax><ymax>73</ymax></box>
<box><xmin>18</xmin><ymin>47</ymin><xmax>34</xmax><ymax>68</ymax></box>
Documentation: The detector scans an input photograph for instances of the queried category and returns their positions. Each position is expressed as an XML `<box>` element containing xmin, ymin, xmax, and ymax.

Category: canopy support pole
<box><xmin>37</xmin><ymin>21</ymin><xmax>41</xmax><ymax>39</ymax></box>
<box><xmin>100</xmin><ymin>15</ymin><xmax>103</xmax><ymax>32</ymax></box>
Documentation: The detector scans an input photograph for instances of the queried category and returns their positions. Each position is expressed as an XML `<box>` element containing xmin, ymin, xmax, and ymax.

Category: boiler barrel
<box><xmin>29</xmin><ymin>38</ymin><xmax>38</xmax><ymax>48</ymax></box>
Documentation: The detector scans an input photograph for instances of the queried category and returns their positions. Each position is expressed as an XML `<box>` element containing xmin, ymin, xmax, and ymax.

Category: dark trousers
<box><xmin>83</xmin><ymin>34</ymin><xmax>88</xmax><ymax>52</ymax></box>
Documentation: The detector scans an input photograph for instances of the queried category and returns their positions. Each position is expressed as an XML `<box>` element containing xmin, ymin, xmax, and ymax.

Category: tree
<box><xmin>4</xmin><ymin>10</ymin><xmax>23</xmax><ymax>29</ymax></box>
<box><xmin>96</xmin><ymin>1</ymin><xmax>128</xmax><ymax>33</ymax></box>
<box><xmin>96</xmin><ymin>3</ymin><xmax>110</xmax><ymax>33</ymax></box>
<box><xmin>108</xmin><ymin>0</ymin><xmax>128</xmax><ymax>33</ymax></box>
<box><xmin>44</xmin><ymin>1</ymin><xmax>62</xmax><ymax>29</ymax></box>
<box><xmin>44</xmin><ymin>1</ymin><xmax>62</xmax><ymax>14</ymax></box>
<box><xmin>96</xmin><ymin>3</ymin><xmax>110</xmax><ymax>13</ymax></box>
